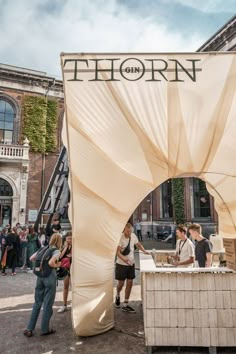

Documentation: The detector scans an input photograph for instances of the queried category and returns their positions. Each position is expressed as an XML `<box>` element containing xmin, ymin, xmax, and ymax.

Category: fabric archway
<box><xmin>61</xmin><ymin>52</ymin><xmax>236</xmax><ymax>336</ymax></box>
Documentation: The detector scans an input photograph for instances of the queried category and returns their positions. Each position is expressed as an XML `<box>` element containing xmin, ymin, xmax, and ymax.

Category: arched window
<box><xmin>0</xmin><ymin>178</ymin><xmax>13</xmax><ymax>196</ymax></box>
<box><xmin>0</xmin><ymin>99</ymin><xmax>15</xmax><ymax>144</ymax></box>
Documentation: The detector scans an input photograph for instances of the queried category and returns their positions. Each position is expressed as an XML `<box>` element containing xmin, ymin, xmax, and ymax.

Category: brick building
<box><xmin>0</xmin><ymin>64</ymin><xmax>64</xmax><ymax>226</ymax></box>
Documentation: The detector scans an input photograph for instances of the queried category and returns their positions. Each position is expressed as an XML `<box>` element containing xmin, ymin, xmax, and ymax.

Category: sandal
<box><xmin>23</xmin><ymin>329</ymin><xmax>33</xmax><ymax>337</ymax></box>
<box><xmin>41</xmin><ymin>329</ymin><xmax>56</xmax><ymax>336</ymax></box>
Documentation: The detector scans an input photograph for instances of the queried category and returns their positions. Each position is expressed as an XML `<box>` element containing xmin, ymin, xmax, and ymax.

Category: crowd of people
<box><xmin>0</xmin><ymin>217</ymin><xmax>63</xmax><ymax>276</ymax></box>
<box><xmin>0</xmin><ymin>217</ymin><xmax>213</xmax><ymax>336</ymax></box>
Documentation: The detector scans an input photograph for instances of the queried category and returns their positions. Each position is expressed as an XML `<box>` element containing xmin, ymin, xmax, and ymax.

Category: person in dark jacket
<box><xmin>45</xmin><ymin>217</ymin><xmax>61</xmax><ymax>245</ymax></box>
<box><xmin>4</xmin><ymin>227</ymin><xmax>20</xmax><ymax>275</ymax></box>
<box><xmin>0</xmin><ymin>228</ymin><xmax>8</xmax><ymax>273</ymax></box>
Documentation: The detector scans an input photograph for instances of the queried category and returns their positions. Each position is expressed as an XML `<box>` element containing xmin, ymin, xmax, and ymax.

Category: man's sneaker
<box><xmin>115</xmin><ymin>295</ymin><xmax>120</xmax><ymax>308</ymax></box>
<box><xmin>122</xmin><ymin>305</ymin><xmax>136</xmax><ymax>313</ymax></box>
<box><xmin>57</xmin><ymin>305</ymin><xmax>67</xmax><ymax>313</ymax></box>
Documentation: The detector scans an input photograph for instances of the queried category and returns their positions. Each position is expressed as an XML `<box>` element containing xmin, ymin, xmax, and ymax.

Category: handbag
<box><xmin>61</xmin><ymin>257</ymin><xmax>71</xmax><ymax>269</ymax></box>
<box><xmin>121</xmin><ymin>238</ymin><xmax>131</xmax><ymax>256</ymax></box>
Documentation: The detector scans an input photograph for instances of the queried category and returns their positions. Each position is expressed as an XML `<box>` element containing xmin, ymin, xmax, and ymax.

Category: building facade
<box><xmin>0</xmin><ymin>64</ymin><xmax>64</xmax><ymax>226</ymax></box>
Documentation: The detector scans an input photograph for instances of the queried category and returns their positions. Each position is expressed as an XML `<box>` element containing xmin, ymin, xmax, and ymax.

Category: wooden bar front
<box><xmin>140</xmin><ymin>252</ymin><xmax>236</xmax><ymax>350</ymax></box>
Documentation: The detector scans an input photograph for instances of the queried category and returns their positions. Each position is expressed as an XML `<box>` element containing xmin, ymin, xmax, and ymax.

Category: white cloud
<box><xmin>171</xmin><ymin>0</ymin><xmax>236</xmax><ymax>13</ymax></box>
<box><xmin>0</xmin><ymin>0</ymin><xmax>216</xmax><ymax>77</ymax></box>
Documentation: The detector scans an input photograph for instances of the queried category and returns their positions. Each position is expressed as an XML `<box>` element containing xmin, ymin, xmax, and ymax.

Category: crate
<box><xmin>223</xmin><ymin>238</ymin><xmax>236</xmax><ymax>271</ymax></box>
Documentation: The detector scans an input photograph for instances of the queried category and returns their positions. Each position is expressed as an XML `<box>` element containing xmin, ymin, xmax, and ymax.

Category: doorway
<box><xmin>0</xmin><ymin>178</ymin><xmax>13</xmax><ymax>226</ymax></box>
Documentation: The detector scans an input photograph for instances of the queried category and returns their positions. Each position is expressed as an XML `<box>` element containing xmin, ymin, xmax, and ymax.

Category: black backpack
<box><xmin>33</xmin><ymin>246</ymin><xmax>55</xmax><ymax>278</ymax></box>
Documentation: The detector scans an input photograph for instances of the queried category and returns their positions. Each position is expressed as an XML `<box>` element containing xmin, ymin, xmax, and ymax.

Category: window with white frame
<box><xmin>0</xmin><ymin>99</ymin><xmax>15</xmax><ymax>144</ymax></box>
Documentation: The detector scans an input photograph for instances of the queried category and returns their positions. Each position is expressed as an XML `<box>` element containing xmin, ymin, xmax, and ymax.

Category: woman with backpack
<box><xmin>23</xmin><ymin>233</ymin><xmax>62</xmax><ymax>337</ymax></box>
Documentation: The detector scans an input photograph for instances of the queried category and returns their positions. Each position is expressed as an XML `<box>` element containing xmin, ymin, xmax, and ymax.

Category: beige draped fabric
<box><xmin>61</xmin><ymin>52</ymin><xmax>236</xmax><ymax>336</ymax></box>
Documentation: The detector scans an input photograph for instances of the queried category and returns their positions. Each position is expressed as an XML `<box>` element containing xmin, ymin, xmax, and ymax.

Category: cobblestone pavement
<box><xmin>0</xmin><ymin>248</ymin><xmax>234</xmax><ymax>354</ymax></box>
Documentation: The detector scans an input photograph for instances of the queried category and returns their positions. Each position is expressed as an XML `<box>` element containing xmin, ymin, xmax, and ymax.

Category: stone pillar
<box><xmin>19</xmin><ymin>165</ymin><xmax>29</xmax><ymax>225</ymax></box>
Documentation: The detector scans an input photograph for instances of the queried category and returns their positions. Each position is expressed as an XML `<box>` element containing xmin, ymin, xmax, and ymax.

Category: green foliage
<box><xmin>23</xmin><ymin>96</ymin><xmax>47</xmax><ymax>152</ymax></box>
<box><xmin>23</xmin><ymin>96</ymin><xmax>58</xmax><ymax>153</ymax></box>
<box><xmin>172</xmin><ymin>178</ymin><xmax>185</xmax><ymax>225</ymax></box>
<box><xmin>46</xmin><ymin>100</ymin><xmax>57</xmax><ymax>152</ymax></box>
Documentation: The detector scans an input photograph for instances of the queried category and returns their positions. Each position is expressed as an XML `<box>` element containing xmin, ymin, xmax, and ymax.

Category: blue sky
<box><xmin>0</xmin><ymin>0</ymin><xmax>235</xmax><ymax>77</ymax></box>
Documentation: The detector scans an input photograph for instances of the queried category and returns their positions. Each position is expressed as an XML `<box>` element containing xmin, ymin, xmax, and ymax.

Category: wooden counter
<box><xmin>140</xmin><ymin>252</ymin><xmax>236</xmax><ymax>353</ymax></box>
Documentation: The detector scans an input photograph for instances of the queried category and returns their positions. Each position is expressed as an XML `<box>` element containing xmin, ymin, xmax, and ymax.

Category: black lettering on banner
<box><xmin>63</xmin><ymin>59</ymin><xmax>89</xmax><ymax>81</ymax></box>
<box><xmin>89</xmin><ymin>59</ymin><xmax>120</xmax><ymax>81</ymax></box>
<box><xmin>145</xmin><ymin>59</ymin><xmax>168</xmax><ymax>81</ymax></box>
<box><xmin>120</xmin><ymin>58</ymin><xmax>145</xmax><ymax>81</ymax></box>
<box><xmin>169</xmin><ymin>59</ymin><xmax>201</xmax><ymax>82</ymax></box>
<box><xmin>64</xmin><ymin>57</ymin><xmax>202</xmax><ymax>82</ymax></box>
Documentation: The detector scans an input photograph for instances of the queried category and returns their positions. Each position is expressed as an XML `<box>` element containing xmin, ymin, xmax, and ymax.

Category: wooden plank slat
<box><xmin>199</xmin><ymin>274</ymin><xmax>209</xmax><ymax>290</ymax></box>
<box><xmin>154</xmin><ymin>328</ymin><xmax>163</xmax><ymax>346</ymax></box>
<box><xmin>154</xmin><ymin>290</ymin><xmax>162</xmax><ymax>309</ymax></box>
<box><xmin>222</xmin><ymin>291</ymin><xmax>231</xmax><ymax>309</ymax></box>
<box><xmin>169</xmin><ymin>309</ymin><xmax>178</xmax><ymax>328</ymax></box>
<box><xmin>169</xmin><ymin>291</ymin><xmax>177</xmax><ymax>308</ymax></box>
<box><xmin>161</xmin><ymin>291</ymin><xmax>170</xmax><ymax>308</ymax></box>
<box><xmin>185</xmin><ymin>309</ymin><xmax>194</xmax><ymax>327</ymax></box>
<box><xmin>231</xmin><ymin>290</ymin><xmax>236</xmax><ymax>308</ymax></box>
<box><xmin>145</xmin><ymin>328</ymin><xmax>155</xmax><ymax>346</ymax></box>
<box><xmin>215</xmin><ymin>291</ymin><xmax>224</xmax><ymax>308</ymax></box>
<box><xmin>161</xmin><ymin>273</ymin><xmax>170</xmax><ymax>290</ymax></box>
<box><xmin>210</xmin><ymin>328</ymin><xmax>219</xmax><ymax>346</ymax></box>
<box><xmin>146</xmin><ymin>291</ymin><xmax>155</xmax><ymax>309</ymax></box>
<box><xmin>184</xmin><ymin>291</ymin><xmax>193</xmax><ymax>309</ymax></box>
<box><xmin>168</xmin><ymin>273</ymin><xmax>177</xmax><ymax>290</ymax></box>
<box><xmin>177</xmin><ymin>309</ymin><xmax>185</xmax><ymax>327</ymax></box>
<box><xmin>146</xmin><ymin>309</ymin><xmax>155</xmax><ymax>328</ymax></box>
<box><xmin>217</xmin><ymin>309</ymin><xmax>233</xmax><ymax>328</ymax></box>
<box><xmin>226</xmin><ymin>328</ymin><xmax>236</xmax><ymax>346</ymax></box>
<box><xmin>146</xmin><ymin>273</ymin><xmax>155</xmax><ymax>291</ymax></box>
<box><xmin>208</xmin><ymin>291</ymin><xmax>216</xmax><ymax>309</ymax></box>
<box><xmin>218</xmin><ymin>328</ymin><xmax>227</xmax><ymax>346</ymax></box>
<box><xmin>209</xmin><ymin>309</ymin><xmax>217</xmax><ymax>328</ymax></box>
<box><xmin>199</xmin><ymin>291</ymin><xmax>209</xmax><ymax>309</ymax></box>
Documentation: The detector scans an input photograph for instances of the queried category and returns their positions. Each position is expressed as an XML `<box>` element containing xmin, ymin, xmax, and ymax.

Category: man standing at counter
<box><xmin>172</xmin><ymin>225</ymin><xmax>195</xmax><ymax>267</ymax></box>
<box><xmin>188</xmin><ymin>223</ymin><xmax>213</xmax><ymax>267</ymax></box>
<box><xmin>115</xmin><ymin>222</ymin><xmax>150</xmax><ymax>313</ymax></box>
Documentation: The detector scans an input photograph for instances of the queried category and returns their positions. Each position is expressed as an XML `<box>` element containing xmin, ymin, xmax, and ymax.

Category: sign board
<box><xmin>28</xmin><ymin>209</ymin><xmax>38</xmax><ymax>222</ymax></box>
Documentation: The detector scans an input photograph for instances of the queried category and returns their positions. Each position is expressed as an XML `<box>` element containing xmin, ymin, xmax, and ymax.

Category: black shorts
<box><xmin>115</xmin><ymin>263</ymin><xmax>135</xmax><ymax>281</ymax></box>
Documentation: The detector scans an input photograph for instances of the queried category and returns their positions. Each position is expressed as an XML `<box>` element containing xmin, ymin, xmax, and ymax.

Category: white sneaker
<box><xmin>27</xmin><ymin>270</ymin><xmax>33</xmax><ymax>274</ymax></box>
<box><xmin>57</xmin><ymin>305</ymin><xmax>67</xmax><ymax>313</ymax></box>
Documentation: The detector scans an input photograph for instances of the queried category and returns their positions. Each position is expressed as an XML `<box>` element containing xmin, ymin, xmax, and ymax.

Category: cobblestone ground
<box><xmin>0</xmin><ymin>245</ymin><xmax>233</xmax><ymax>354</ymax></box>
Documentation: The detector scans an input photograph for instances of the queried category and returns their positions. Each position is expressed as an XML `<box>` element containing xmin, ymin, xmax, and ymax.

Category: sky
<box><xmin>0</xmin><ymin>0</ymin><xmax>235</xmax><ymax>78</ymax></box>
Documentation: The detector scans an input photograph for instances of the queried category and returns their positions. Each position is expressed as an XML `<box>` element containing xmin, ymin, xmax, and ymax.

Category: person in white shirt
<box><xmin>115</xmin><ymin>223</ymin><xmax>150</xmax><ymax>313</ymax></box>
<box><xmin>172</xmin><ymin>225</ymin><xmax>195</xmax><ymax>267</ymax></box>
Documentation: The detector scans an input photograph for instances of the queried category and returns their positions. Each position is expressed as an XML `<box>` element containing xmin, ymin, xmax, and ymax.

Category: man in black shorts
<box><xmin>115</xmin><ymin>222</ymin><xmax>150</xmax><ymax>313</ymax></box>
